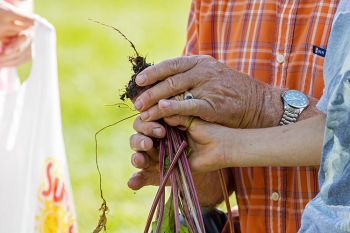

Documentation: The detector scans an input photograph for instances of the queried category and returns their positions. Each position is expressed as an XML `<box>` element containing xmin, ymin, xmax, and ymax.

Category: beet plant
<box><xmin>91</xmin><ymin>21</ymin><xmax>235</xmax><ymax>233</ymax></box>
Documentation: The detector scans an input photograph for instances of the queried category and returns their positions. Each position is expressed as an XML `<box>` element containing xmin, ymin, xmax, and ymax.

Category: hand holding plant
<box><xmin>133</xmin><ymin>55</ymin><xmax>282</xmax><ymax>129</ymax></box>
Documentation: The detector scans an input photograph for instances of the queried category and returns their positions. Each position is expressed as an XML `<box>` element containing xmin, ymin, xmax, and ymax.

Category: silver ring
<box><xmin>184</xmin><ymin>91</ymin><xmax>193</xmax><ymax>100</ymax></box>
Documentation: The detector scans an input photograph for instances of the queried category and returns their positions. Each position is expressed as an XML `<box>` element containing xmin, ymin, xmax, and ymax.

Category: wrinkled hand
<box><xmin>0</xmin><ymin>1</ymin><xmax>33</xmax><ymax>67</ymax></box>
<box><xmin>127</xmin><ymin>116</ymin><xmax>233</xmax><ymax>207</ymax></box>
<box><xmin>133</xmin><ymin>55</ymin><xmax>273</xmax><ymax>129</ymax></box>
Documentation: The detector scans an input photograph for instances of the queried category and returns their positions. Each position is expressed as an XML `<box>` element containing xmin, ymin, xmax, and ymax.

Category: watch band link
<box><xmin>278</xmin><ymin>108</ymin><xmax>300</xmax><ymax>126</ymax></box>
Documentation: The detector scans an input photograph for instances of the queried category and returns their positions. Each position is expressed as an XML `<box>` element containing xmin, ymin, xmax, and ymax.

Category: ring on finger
<box><xmin>184</xmin><ymin>91</ymin><xmax>194</xmax><ymax>100</ymax></box>
<box><xmin>185</xmin><ymin>116</ymin><xmax>194</xmax><ymax>131</ymax></box>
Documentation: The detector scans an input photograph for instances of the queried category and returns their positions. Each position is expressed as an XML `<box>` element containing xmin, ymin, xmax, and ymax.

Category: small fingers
<box><xmin>133</xmin><ymin>116</ymin><xmax>166</xmax><ymax>138</ymax></box>
<box><xmin>131</xmin><ymin>152</ymin><xmax>158</xmax><ymax>169</ymax></box>
<box><xmin>2</xmin><ymin>21</ymin><xmax>32</xmax><ymax>35</ymax></box>
<box><xmin>131</xmin><ymin>152</ymin><xmax>150</xmax><ymax>169</ymax></box>
<box><xmin>129</xmin><ymin>133</ymin><xmax>159</xmax><ymax>162</ymax></box>
<box><xmin>0</xmin><ymin>35</ymin><xmax>31</xmax><ymax>67</ymax></box>
<box><xmin>0</xmin><ymin>48</ymin><xmax>30</xmax><ymax>67</ymax></box>
<box><xmin>11</xmin><ymin>17</ymin><xmax>34</xmax><ymax>29</ymax></box>
<box><xmin>129</xmin><ymin>133</ymin><xmax>154</xmax><ymax>152</ymax></box>
<box><xmin>127</xmin><ymin>170</ymin><xmax>161</xmax><ymax>190</ymax></box>
<box><xmin>3</xmin><ymin>33</ymin><xmax>30</xmax><ymax>53</ymax></box>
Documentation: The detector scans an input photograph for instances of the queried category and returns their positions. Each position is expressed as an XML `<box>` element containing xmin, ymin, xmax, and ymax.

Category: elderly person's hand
<box><xmin>127</xmin><ymin>116</ymin><xmax>234</xmax><ymax>207</ymax></box>
<box><xmin>0</xmin><ymin>1</ymin><xmax>33</xmax><ymax>67</ymax></box>
<box><xmin>133</xmin><ymin>55</ymin><xmax>284</xmax><ymax>129</ymax></box>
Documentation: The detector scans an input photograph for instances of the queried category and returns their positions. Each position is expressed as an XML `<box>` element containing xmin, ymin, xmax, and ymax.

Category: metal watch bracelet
<box><xmin>278</xmin><ymin>108</ymin><xmax>300</xmax><ymax>126</ymax></box>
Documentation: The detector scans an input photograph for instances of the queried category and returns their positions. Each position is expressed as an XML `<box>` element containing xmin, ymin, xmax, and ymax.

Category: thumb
<box><xmin>164</xmin><ymin>115</ymin><xmax>205</xmax><ymax>134</ymax></box>
<box><xmin>164</xmin><ymin>115</ymin><xmax>193</xmax><ymax>130</ymax></box>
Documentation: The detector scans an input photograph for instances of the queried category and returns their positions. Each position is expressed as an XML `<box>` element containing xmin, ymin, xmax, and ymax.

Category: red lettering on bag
<box><xmin>42</xmin><ymin>161</ymin><xmax>65</xmax><ymax>203</ymax></box>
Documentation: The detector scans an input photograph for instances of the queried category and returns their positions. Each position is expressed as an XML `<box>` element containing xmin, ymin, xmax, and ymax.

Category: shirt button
<box><xmin>271</xmin><ymin>192</ymin><xmax>280</xmax><ymax>201</ymax></box>
<box><xmin>276</xmin><ymin>53</ymin><xmax>285</xmax><ymax>63</ymax></box>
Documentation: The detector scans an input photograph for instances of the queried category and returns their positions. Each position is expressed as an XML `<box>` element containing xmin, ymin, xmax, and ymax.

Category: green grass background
<box><xmin>33</xmin><ymin>0</ymin><xmax>191</xmax><ymax>232</ymax></box>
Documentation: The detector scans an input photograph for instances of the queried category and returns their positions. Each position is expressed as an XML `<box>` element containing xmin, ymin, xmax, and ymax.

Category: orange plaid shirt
<box><xmin>184</xmin><ymin>0</ymin><xmax>339</xmax><ymax>232</ymax></box>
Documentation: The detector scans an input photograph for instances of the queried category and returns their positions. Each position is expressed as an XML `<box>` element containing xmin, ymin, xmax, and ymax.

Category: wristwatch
<box><xmin>279</xmin><ymin>90</ymin><xmax>309</xmax><ymax>126</ymax></box>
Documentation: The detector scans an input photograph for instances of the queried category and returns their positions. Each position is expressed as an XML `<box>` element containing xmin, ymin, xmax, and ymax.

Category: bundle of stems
<box><xmin>144</xmin><ymin>124</ymin><xmax>206</xmax><ymax>233</ymax></box>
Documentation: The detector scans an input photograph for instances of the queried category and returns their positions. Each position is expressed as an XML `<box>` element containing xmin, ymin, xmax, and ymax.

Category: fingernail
<box><xmin>131</xmin><ymin>173</ymin><xmax>139</xmax><ymax>179</ymax></box>
<box><xmin>159</xmin><ymin>99</ymin><xmax>170</xmax><ymax>108</ymax></box>
<box><xmin>136</xmin><ymin>74</ymin><xmax>146</xmax><ymax>85</ymax></box>
<box><xmin>152</xmin><ymin>127</ymin><xmax>163</xmax><ymax>137</ymax></box>
<box><xmin>140</xmin><ymin>111</ymin><xmax>149</xmax><ymax>121</ymax></box>
<box><xmin>178</xmin><ymin>126</ymin><xmax>187</xmax><ymax>131</ymax></box>
<box><xmin>134</xmin><ymin>99</ymin><xmax>143</xmax><ymax>110</ymax></box>
<box><xmin>140</xmin><ymin>139</ymin><xmax>146</xmax><ymax>149</ymax></box>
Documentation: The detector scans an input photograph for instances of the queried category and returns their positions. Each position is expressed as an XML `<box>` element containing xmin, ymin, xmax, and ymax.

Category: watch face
<box><xmin>284</xmin><ymin>90</ymin><xmax>309</xmax><ymax>108</ymax></box>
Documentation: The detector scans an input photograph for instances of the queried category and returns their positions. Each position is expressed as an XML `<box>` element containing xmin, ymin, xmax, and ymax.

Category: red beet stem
<box><xmin>167</xmin><ymin>126</ymin><xmax>202</xmax><ymax>231</ymax></box>
<box><xmin>144</xmin><ymin>141</ymin><xmax>188</xmax><ymax>233</ymax></box>
<box><xmin>169</xmin><ymin>128</ymin><xmax>205</xmax><ymax>232</ymax></box>
<box><xmin>155</xmin><ymin>141</ymin><xmax>166</xmax><ymax>233</ymax></box>
<box><xmin>171</xmin><ymin>172</ymin><xmax>180</xmax><ymax>233</ymax></box>
<box><xmin>168</xmin><ymin>137</ymin><xmax>181</xmax><ymax>233</ymax></box>
<box><xmin>219</xmin><ymin>169</ymin><xmax>235</xmax><ymax>233</ymax></box>
<box><xmin>176</xmin><ymin>175</ymin><xmax>197</xmax><ymax>232</ymax></box>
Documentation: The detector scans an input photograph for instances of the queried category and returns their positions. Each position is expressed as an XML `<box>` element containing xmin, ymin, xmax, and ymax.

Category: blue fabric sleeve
<box><xmin>316</xmin><ymin>94</ymin><xmax>328</xmax><ymax>114</ymax></box>
<box><xmin>316</xmin><ymin>12</ymin><xmax>350</xmax><ymax>114</ymax></box>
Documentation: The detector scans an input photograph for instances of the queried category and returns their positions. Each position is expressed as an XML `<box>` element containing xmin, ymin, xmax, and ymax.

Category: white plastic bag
<box><xmin>0</xmin><ymin>17</ymin><xmax>77</xmax><ymax>233</ymax></box>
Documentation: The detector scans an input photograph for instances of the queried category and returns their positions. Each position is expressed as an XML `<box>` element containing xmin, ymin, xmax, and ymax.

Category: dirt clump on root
<box><xmin>120</xmin><ymin>55</ymin><xmax>151</xmax><ymax>101</ymax></box>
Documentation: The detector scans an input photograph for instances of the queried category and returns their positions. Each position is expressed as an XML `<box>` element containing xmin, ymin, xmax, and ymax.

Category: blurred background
<box><xmin>33</xmin><ymin>0</ymin><xmax>191</xmax><ymax>232</ymax></box>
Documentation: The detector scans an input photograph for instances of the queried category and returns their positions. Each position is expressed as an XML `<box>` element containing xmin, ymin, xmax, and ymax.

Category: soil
<box><xmin>120</xmin><ymin>55</ymin><xmax>151</xmax><ymax>101</ymax></box>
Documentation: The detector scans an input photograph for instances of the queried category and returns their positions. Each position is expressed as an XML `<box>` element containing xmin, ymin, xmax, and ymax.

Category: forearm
<box><xmin>244</xmin><ymin>80</ymin><xmax>323</xmax><ymax>128</ymax></box>
<box><xmin>226</xmin><ymin>114</ymin><xmax>326</xmax><ymax>167</ymax></box>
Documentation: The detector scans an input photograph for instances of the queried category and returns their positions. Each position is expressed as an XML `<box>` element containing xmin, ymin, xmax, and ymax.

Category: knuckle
<box><xmin>168</xmin><ymin>58</ymin><xmax>181</xmax><ymax>73</ymax></box>
<box><xmin>177</xmin><ymin>102</ymin><xmax>186</xmax><ymax>115</ymax></box>
<box><xmin>174</xmin><ymin>94</ymin><xmax>183</xmax><ymax>101</ymax></box>
<box><xmin>152</xmin><ymin>106</ymin><xmax>164</xmax><ymax>120</ymax></box>
<box><xmin>189</xmin><ymin>99</ymin><xmax>197</xmax><ymax>108</ymax></box>
<box><xmin>144</xmin><ymin>89</ymin><xmax>154</xmax><ymax>101</ymax></box>
<box><xmin>165</xmin><ymin>76</ymin><xmax>177</xmax><ymax>92</ymax></box>
<box><xmin>149</xmin><ymin>65</ymin><xmax>158</xmax><ymax>77</ymax></box>
<box><xmin>145</xmin><ymin>124</ymin><xmax>156</xmax><ymax>136</ymax></box>
<box><xmin>131</xmin><ymin>134</ymin><xmax>145</xmax><ymax>148</ymax></box>
<box><xmin>190</xmin><ymin>100</ymin><xmax>200</xmax><ymax>115</ymax></box>
<box><xmin>199</xmin><ymin>54</ymin><xmax>212</xmax><ymax>62</ymax></box>
<box><xmin>158</xmin><ymin>103</ymin><xmax>170</xmax><ymax>115</ymax></box>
